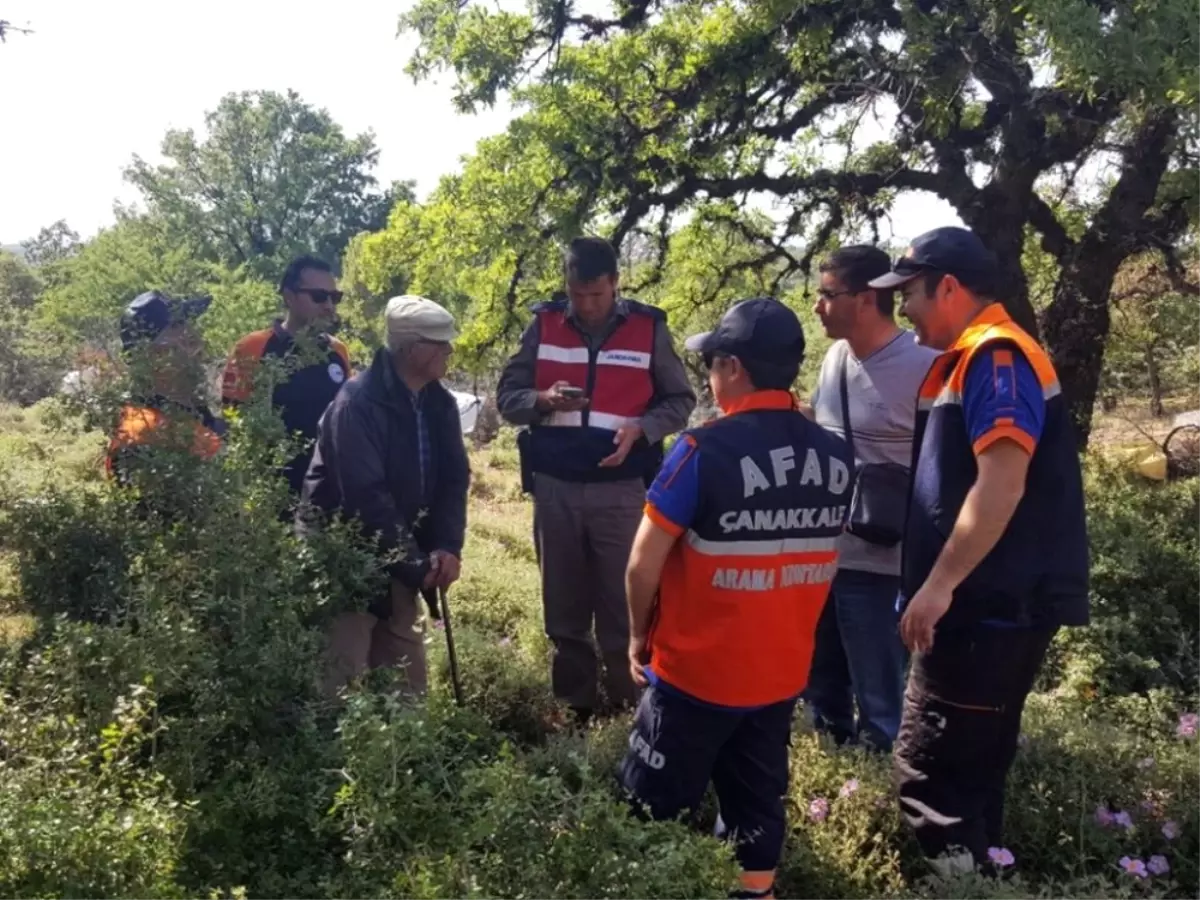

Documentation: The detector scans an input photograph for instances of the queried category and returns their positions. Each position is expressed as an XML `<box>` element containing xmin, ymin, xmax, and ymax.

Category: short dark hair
<box><xmin>819</xmin><ymin>245</ymin><xmax>895</xmax><ymax>316</ymax></box>
<box><xmin>564</xmin><ymin>237</ymin><xmax>619</xmax><ymax>282</ymax></box>
<box><xmin>744</xmin><ymin>358</ymin><xmax>800</xmax><ymax>391</ymax></box>
<box><xmin>279</xmin><ymin>255</ymin><xmax>333</xmax><ymax>294</ymax></box>
<box><xmin>710</xmin><ymin>353</ymin><xmax>800</xmax><ymax>392</ymax></box>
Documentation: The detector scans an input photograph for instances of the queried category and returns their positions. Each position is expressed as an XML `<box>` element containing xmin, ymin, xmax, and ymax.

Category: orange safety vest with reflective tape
<box><xmin>646</xmin><ymin>391</ymin><xmax>855</xmax><ymax>708</ymax></box>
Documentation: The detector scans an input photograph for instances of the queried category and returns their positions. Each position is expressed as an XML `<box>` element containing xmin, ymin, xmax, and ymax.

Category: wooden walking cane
<box><xmin>439</xmin><ymin>586</ymin><xmax>465</xmax><ymax>707</ymax></box>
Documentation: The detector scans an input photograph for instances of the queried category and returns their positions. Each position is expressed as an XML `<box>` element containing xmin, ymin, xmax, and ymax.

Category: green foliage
<box><xmin>0</xmin><ymin>677</ymin><xmax>188</xmax><ymax>899</ymax></box>
<box><xmin>20</xmin><ymin>219</ymin><xmax>82</xmax><ymax>269</ymax></box>
<box><xmin>0</xmin><ymin>251</ymin><xmax>61</xmax><ymax>403</ymax></box>
<box><xmin>387</xmin><ymin>0</ymin><xmax>1196</xmax><ymax>441</ymax></box>
<box><xmin>1100</xmin><ymin>250</ymin><xmax>1200</xmax><ymax>412</ymax></box>
<box><xmin>329</xmin><ymin>692</ymin><xmax>739</xmax><ymax>899</ymax></box>
<box><xmin>125</xmin><ymin>90</ymin><xmax>412</xmax><ymax>279</ymax></box>
<box><xmin>1048</xmin><ymin>460</ymin><xmax>1200</xmax><ymax>699</ymax></box>
<box><xmin>32</xmin><ymin>211</ymin><xmax>213</xmax><ymax>349</ymax></box>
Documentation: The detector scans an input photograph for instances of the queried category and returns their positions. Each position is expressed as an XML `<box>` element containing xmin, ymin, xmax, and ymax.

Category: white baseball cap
<box><xmin>384</xmin><ymin>295</ymin><xmax>457</xmax><ymax>343</ymax></box>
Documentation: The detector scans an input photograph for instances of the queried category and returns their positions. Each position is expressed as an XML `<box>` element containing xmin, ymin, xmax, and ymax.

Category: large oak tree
<box><xmin>391</xmin><ymin>0</ymin><xmax>1197</xmax><ymax>445</ymax></box>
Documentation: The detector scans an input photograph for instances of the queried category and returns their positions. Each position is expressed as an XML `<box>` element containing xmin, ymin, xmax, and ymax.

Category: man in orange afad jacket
<box><xmin>619</xmin><ymin>298</ymin><xmax>855</xmax><ymax>900</ymax></box>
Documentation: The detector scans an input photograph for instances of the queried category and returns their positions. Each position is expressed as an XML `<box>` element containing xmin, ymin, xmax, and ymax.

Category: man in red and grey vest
<box><xmin>497</xmin><ymin>236</ymin><xmax>696</xmax><ymax>724</ymax></box>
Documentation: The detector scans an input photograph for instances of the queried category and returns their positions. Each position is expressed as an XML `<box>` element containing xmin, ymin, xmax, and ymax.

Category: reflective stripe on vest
<box><xmin>533</xmin><ymin>308</ymin><xmax>655</xmax><ymax>430</ymax></box>
<box><xmin>647</xmin><ymin>391</ymin><xmax>855</xmax><ymax>708</ymax></box>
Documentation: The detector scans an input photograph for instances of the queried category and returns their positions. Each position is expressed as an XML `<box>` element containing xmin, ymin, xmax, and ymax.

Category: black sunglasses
<box><xmin>298</xmin><ymin>288</ymin><xmax>344</xmax><ymax>305</ymax></box>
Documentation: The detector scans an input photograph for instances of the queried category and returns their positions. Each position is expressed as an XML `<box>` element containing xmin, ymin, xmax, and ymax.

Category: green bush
<box><xmin>328</xmin><ymin>692</ymin><xmax>739</xmax><ymax>899</ymax></box>
<box><xmin>0</xmin><ymin>675</ymin><xmax>187</xmax><ymax>899</ymax></box>
<box><xmin>1</xmin><ymin>380</ymin><xmax>1198</xmax><ymax>899</ymax></box>
<box><xmin>1049</xmin><ymin>460</ymin><xmax>1200</xmax><ymax>699</ymax></box>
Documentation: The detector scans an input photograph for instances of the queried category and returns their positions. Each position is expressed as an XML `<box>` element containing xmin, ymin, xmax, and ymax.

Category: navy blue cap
<box><xmin>119</xmin><ymin>291</ymin><xmax>211</xmax><ymax>350</ymax></box>
<box><xmin>684</xmin><ymin>297</ymin><xmax>805</xmax><ymax>363</ymax></box>
<box><xmin>868</xmin><ymin>226</ymin><xmax>998</xmax><ymax>291</ymax></box>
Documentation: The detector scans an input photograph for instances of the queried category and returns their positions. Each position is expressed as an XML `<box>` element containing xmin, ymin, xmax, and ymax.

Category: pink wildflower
<box><xmin>1095</xmin><ymin>805</ymin><xmax>1115</xmax><ymax>827</ymax></box>
<box><xmin>1113</xmin><ymin>810</ymin><xmax>1134</xmax><ymax>831</ymax></box>
<box><xmin>432</xmin><ymin>619</ymin><xmax>445</xmax><ymax>631</ymax></box>
<box><xmin>839</xmin><ymin>778</ymin><xmax>859</xmax><ymax>799</ymax></box>
<box><xmin>1119</xmin><ymin>857</ymin><xmax>1148</xmax><ymax>879</ymax></box>
<box><xmin>808</xmin><ymin>797</ymin><xmax>829</xmax><ymax>823</ymax></box>
<box><xmin>498</xmin><ymin>636</ymin><xmax>512</xmax><ymax>647</ymax></box>
<box><xmin>1162</xmin><ymin>821</ymin><xmax>1180</xmax><ymax>840</ymax></box>
<box><xmin>1148</xmin><ymin>855</ymin><xmax>1170</xmax><ymax>876</ymax></box>
<box><xmin>1177</xmin><ymin>713</ymin><xmax>1198</xmax><ymax>739</ymax></box>
<box><xmin>987</xmin><ymin>847</ymin><xmax>1015</xmax><ymax>868</ymax></box>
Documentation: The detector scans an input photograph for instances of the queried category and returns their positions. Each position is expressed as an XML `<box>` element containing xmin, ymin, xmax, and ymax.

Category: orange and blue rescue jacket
<box><xmin>644</xmin><ymin>390</ymin><xmax>855</xmax><ymax>709</ymax></box>
<box><xmin>903</xmin><ymin>303</ymin><xmax>1089</xmax><ymax>631</ymax></box>
<box><xmin>222</xmin><ymin>321</ymin><xmax>351</xmax><ymax>493</ymax></box>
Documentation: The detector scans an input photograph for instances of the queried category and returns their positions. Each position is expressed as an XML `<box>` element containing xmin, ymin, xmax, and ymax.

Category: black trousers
<box><xmin>620</xmin><ymin>684</ymin><xmax>795</xmax><ymax>873</ymax></box>
<box><xmin>893</xmin><ymin>625</ymin><xmax>1057</xmax><ymax>865</ymax></box>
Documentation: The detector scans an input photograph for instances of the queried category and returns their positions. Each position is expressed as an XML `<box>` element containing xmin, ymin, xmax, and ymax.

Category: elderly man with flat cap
<box><xmin>300</xmin><ymin>295</ymin><xmax>470</xmax><ymax>699</ymax></box>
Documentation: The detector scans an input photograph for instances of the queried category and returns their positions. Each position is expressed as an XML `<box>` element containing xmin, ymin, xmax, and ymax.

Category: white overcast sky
<box><xmin>0</xmin><ymin>0</ymin><xmax>958</xmax><ymax>247</ymax></box>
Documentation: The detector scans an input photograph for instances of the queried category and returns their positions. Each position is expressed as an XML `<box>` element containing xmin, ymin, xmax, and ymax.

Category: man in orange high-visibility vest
<box><xmin>871</xmin><ymin>227</ymin><xmax>1090</xmax><ymax>877</ymax></box>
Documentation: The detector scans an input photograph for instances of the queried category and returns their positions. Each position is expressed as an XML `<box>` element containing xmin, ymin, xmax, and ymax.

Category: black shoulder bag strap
<box><xmin>838</xmin><ymin>349</ymin><xmax>856</xmax><ymax>462</ymax></box>
<box><xmin>837</xmin><ymin>344</ymin><xmax>909</xmax><ymax>547</ymax></box>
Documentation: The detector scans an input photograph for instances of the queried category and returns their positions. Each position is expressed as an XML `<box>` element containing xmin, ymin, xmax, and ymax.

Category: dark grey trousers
<box><xmin>532</xmin><ymin>473</ymin><xmax>644</xmax><ymax>710</ymax></box>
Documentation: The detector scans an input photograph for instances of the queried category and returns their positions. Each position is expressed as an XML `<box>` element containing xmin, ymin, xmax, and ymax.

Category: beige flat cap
<box><xmin>385</xmin><ymin>295</ymin><xmax>457</xmax><ymax>343</ymax></box>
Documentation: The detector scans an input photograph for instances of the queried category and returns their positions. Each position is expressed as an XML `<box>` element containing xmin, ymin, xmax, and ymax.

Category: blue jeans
<box><xmin>804</xmin><ymin>568</ymin><xmax>907</xmax><ymax>752</ymax></box>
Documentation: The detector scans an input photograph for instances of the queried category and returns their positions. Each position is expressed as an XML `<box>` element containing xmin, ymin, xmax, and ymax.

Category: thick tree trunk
<box><xmin>964</xmin><ymin>178</ymin><xmax>1041</xmax><ymax>338</ymax></box>
<box><xmin>1039</xmin><ymin>109</ymin><xmax>1178</xmax><ymax>450</ymax></box>
<box><xmin>1040</xmin><ymin>257</ymin><xmax>1115</xmax><ymax>449</ymax></box>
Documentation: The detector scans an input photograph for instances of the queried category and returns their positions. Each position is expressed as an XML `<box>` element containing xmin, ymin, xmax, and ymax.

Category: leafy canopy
<box><xmin>378</xmin><ymin>0</ymin><xmax>1197</xmax><ymax>443</ymax></box>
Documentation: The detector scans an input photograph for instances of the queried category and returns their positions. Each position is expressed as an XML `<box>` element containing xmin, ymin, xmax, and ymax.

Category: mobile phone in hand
<box><xmin>558</xmin><ymin>385</ymin><xmax>585</xmax><ymax>399</ymax></box>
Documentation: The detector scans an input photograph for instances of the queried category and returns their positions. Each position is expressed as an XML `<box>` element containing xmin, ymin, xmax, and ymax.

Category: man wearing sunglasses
<box><xmin>222</xmin><ymin>254</ymin><xmax>352</xmax><ymax>496</ymax></box>
<box><xmin>871</xmin><ymin>227</ymin><xmax>1089</xmax><ymax>877</ymax></box>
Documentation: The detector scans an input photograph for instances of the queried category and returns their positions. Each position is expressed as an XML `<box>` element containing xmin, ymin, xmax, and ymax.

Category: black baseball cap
<box><xmin>684</xmin><ymin>297</ymin><xmax>805</xmax><ymax>364</ymax></box>
<box><xmin>868</xmin><ymin>226</ymin><xmax>998</xmax><ymax>291</ymax></box>
<box><xmin>119</xmin><ymin>290</ymin><xmax>211</xmax><ymax>351</ymax></box>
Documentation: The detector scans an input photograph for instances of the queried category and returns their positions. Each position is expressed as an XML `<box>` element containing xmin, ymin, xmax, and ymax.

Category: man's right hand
<box><xmin>421</xmin><ymin>556</ymin><xmax>440</xmax><ymax>591</ymax></box>
<box><xmin>535</xmin><ymin>381</ymin><xmax>589</xmax><ymax>413</ymax></box>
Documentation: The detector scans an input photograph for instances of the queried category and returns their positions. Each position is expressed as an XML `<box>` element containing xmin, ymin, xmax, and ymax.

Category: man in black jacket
<box><xmin>299</xmin><ymin>295</ymin><xmax>469</xmax><ymax>698</ymax></box>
